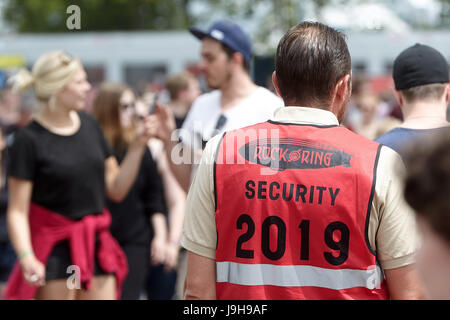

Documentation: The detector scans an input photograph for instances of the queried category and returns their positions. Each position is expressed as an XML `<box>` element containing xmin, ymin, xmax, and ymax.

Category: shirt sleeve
<box><xmin>369</xmin><ymin>146</ymin><xmax>421</xmax><ymax>270</ymax></box>
<box><xmin>97</xmin><ymin>125</ymin><xmax>113</xmax><ymax>160</ymax></box>
<box><xmin>7</xmin><ymin>130</ymin><xmax>36</xmax><ymax>181</ymax></box>
<box><xmin>181</xmin><ymin>133</ymin><xmax>222</xmax><ymax>259</ymax></box>
<box><xmin>82</xmin><ymin>111</ymin><xmax>113</xmax><ymax>159</ymax></box>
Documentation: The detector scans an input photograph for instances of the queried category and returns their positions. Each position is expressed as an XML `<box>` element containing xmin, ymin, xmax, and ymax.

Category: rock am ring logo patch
<box><xmin>238</xmin><ymin>138</ymin><xmax>353</xmax><ymax>171</ymax></box>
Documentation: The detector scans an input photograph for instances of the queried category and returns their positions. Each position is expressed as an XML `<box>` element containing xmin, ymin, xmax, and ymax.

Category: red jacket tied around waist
<box><xmin>4</xmin><ymin>203</ymin><xmax>128</xmax><ymax>300</ymax></box>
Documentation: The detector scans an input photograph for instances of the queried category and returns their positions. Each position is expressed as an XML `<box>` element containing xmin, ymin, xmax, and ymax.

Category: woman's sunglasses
<box><xmin>120</xmin><ymin>102</ymin><xmax>135</xmax><ymax>110</ymax></box>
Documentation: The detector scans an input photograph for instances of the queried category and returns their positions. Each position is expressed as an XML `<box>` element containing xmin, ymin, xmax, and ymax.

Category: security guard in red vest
<box><xmin>182</xmin><ymin>22</ymin><xmax>426</xmax><ymax>300</ymax></box>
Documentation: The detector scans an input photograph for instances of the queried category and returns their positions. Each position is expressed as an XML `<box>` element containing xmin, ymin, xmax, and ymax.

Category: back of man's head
<box><xmin>275</xmin><ymin>22</ymin><xmax>352</xmax><ymax>108</ymax></box>
<box><xmin>393</xmin><ymin>44</ymin><xmax>449</xmax><ymax>104</ymax></box>
<box><xmin>167</xmin><ymin>71</ymin><xmax>195</xmax><ymax>101</ymax></box>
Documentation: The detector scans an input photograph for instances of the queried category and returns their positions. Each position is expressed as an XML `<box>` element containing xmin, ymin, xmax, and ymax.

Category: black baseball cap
<box><xmin>189</xmin><ymin>20</ymin><xmax>252</xmax><ymax>63</ymax></box>
<box><xmin>393</xmin><ymin>43</ymin><xmax>449</xmax><ymax>91</ymax></box>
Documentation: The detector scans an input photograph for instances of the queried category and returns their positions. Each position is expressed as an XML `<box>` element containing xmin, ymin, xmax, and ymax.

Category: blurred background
<box><xmin>0</xmin><ymin>0</ymin><xmax>449</xmax><ymax>300</ymax></box>
<box><xmin>0</xmin><ymin>0</ymin><xmax>449</xmax><ymax>138</ymax></box>
<box><xmin>0</xmin><ymin>0</ymin><xmax>449</xmax><ymax>134</ymax></box>
<box><xmin>1</xmin><ymin>0</ymin><xmax>450</xmax><ymax>88</ymax></box>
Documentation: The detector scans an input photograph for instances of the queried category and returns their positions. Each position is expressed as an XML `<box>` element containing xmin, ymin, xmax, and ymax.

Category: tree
<box><xmin>192</xmin><ymin>0</ymin><xmax>337</xmax><ymax>55</ymax></box>
<box><xmin>3</xmin><ymin>0</ymin><xmax>335</xmax><ymax>36</ymax></box>
<box><xmin>2</xmin><ymin>0</ymin><xmax>335</xmax><ymax>55</ymax></box>
<box><xmin>5</xmin><ymin>0</ymin><xmax>448</xmax><ymax>42</ymax></box>
<box><xmin>439</xmin><ymin>0</ymin><xmax>450</xmax><ymax>27</ymax></box>
<box><xmin>3</xmin><ymin>0</ymin><xmax>194</xmax><ymax>32</ymax></box>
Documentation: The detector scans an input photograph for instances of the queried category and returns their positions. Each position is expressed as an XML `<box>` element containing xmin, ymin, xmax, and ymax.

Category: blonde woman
<box><xmin>4</xmin><ymin>51</ymin><xmax>153</xmax><ymax>300</ymax></box>
<box><xmin>93</xmin><ymin>83</ymin><xmax>168</xmax><ymax>300</ymax></box>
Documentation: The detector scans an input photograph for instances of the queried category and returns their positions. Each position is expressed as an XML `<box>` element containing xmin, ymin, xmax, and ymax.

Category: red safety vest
<box><xmin>214</xmin><ymin>120</ymin><xmax>389</xmax><ymax>300</ymax></box>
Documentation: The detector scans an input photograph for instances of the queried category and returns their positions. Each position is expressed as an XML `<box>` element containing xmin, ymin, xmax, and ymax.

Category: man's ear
<box><xmin>394</xmin><ymin>90</ymin><xmax>404</xmax><ymax>107</ymax></box>
<box><xmin>272</xmin><ymin>71</ymin><xmax>282</xmax><ymax>98</ymax></box>
<box><xmin>232</xmin><ymin>52</ymin><xmax>245</xmax><ymax>70</ymax></box>
<box><xmin>334</xmin><ymin>74</ymin><xmax>351</xmax><ymax>103</ymax></box>
<box><xmin>445</xmin><ymin>83</ymin><xmax>450</xmax><ymax>103</ymax></box>
<box><xmin>328</xmin><ymin>74</ymin><xmax>351</xmax><ymax>121</ymax></box>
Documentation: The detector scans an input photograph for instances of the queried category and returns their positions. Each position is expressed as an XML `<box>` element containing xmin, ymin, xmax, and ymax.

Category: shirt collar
<box><xmin>272</xmin><ymin>106</ymin><xmax>340</xmax><ymax>126</ymax></box>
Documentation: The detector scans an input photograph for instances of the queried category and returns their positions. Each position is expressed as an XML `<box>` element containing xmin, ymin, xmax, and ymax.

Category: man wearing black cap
<box><xmin>152</xmin><ymin>20</ymin><xmax>282</xmax><ymax>192</ymax></box>
<box><xmin>376</xmin><ymin>44</ymin><xmax>449</xmax><ymax>159</ymax></box>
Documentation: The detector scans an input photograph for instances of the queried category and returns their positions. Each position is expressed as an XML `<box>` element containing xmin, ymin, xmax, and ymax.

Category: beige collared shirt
<box><xmin>182</xmin><ymin>106</ymin><xmax>420</xmax><ymax>270</ymax></box>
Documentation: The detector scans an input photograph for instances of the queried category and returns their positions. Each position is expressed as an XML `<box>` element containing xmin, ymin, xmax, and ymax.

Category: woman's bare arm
<box><xmin>7</xmin><ymin>177</ymin><xmax>45</xmax><ymax>286</ymax></box>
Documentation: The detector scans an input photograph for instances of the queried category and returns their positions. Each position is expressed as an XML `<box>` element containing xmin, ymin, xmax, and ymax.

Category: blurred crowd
<box><xmin>0</xmin><ymin>66</ymin><xmax>449</xmax><ymax>300</ymax></box>
<box><xmin>0</xmin><ymin>19</ymin><xmax>448</xmax><ymax>301</ymax></box>
<box><xmin>0</xmin><ymin>64</ymin><xmax>449</xmax><ymax>300</ymax></box>
<box><xmin>0</xmin><ymin>68</ymin><xmax>202</xmax><ymax>299</ymax></box>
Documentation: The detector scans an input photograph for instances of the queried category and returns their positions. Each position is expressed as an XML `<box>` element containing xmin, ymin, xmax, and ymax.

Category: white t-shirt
<box><xmin>180</xmin><ymin>87</ymin><xmax>283</xmax><ymax>148</ymax></box>
<box><xmin>178</xmin><ymin>86</ymin><xmax>283</xmax><ymax>181</ymax></box>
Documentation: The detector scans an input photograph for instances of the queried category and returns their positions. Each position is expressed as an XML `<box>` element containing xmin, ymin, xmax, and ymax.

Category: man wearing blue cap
<box><xmin>153</xmin><ymin>20</ymin><xmax>282</xmax><ymax>193</ymax></box>
<box><xmin>375</xmin><ymin>43</ymin><xmax>449</xmax><ymax>160</ymax></box>
<box><xmin>148</xmin><ymin>20</ymin><xmax>282</xmax><ymax>300</ymax></box>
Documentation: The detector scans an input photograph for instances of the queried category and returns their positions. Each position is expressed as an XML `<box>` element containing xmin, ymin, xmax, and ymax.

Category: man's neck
<box><xmin>401</xmin><ymin>101</ymin><xmax>449</xmax><ymax>129</ymax></box>
<box><xmin>220</xmin><ymin>72</ymin><xmax>258</xmax><ymax>111</ymax></box>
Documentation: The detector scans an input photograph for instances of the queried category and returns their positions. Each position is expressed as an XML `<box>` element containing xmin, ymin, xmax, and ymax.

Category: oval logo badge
<box><xmin>239</xmin><ymin>138</ymin><xmax>353</xmax><ymax>171</ymax></box>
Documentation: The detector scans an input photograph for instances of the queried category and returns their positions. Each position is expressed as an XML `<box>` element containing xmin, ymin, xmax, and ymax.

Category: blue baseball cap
<box><xmin>189</xmin><ymin>20</ymin><xmax>252</xmax><ymax>63</ymax></box>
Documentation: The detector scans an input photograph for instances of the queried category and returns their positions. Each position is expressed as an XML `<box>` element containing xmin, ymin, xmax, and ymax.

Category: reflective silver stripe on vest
<box><xmin>216</xmin><ymin>262</ymin><xmax>383</xmax><ymax>290</ymax></box>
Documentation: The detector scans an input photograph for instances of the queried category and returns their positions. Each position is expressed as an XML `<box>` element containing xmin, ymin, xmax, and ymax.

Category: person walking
<box><xmin>182</xmin><ymin>22</ymin><xmax>425</xmax><ymax>300</ymax></box>
<box><xmin>375</xmin><ymin>44</ymin><xmax>449</xmax><ymax>158</ymax></box>
<box><xmin>4</xmin><ymin>51</ymin><xmax>153</xmax><ymax>300</ymax></box>
<box><xmin>93</xmin><ymin>82</ymin><xmax>168</xmax><ymax>300</ymax></box>
<box><xmin>146</xmin><ymin>71</ymin><xmax>200</xmax><ymax>299</ymax></box>
<box><xmin>165</xmin><ymin>71</ymin><xmax>201</xmax><ymax>130</ymax></box>
<box><xmin>152</xmin><ymin>20</ymin><xmax>283</xmax><ymax>193</ymax></box>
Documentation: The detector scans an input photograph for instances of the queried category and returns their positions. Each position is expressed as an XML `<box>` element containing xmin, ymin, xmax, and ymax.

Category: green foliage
<box><xmin>3</xmin><ymin>0</ymin><xmax>194</xmax><ymax>32</ymax></box>
<box><xmin>439</xmin><ymin>0</ymin><xmax>450</xmax><ymax>27</ymax></box>
<box><xmin>3</xmin><ymin>0</ymin><xmax>331</xmax><ymax>33</ymax></box>
<box><xmin>3</xmin><ymin>0</ymin><xmax>449</xmax><ymax>34</ymax></box>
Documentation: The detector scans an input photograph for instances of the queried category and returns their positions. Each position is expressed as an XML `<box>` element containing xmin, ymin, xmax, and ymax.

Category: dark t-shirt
<box><xmin>7</xmin><ymin>112</ymin><xmax>112</xmax><ymax>220</ymax></box>
<box><xmin>375</xmin><ymin>126</ymin><xmax>449</xmax><ymax>160</ymax></box>
<box><xmin>107</xmin><ymin>147</ymin><xmax>166</xmax><ymax>246</ymax></box>
<box><xmin>175</xmin><ymin>116</ymin><xmax>186</xmax><ymax>131</ymax></box>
